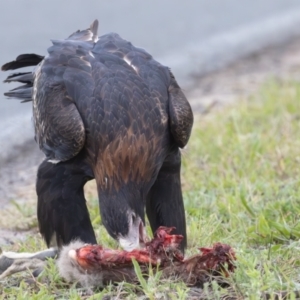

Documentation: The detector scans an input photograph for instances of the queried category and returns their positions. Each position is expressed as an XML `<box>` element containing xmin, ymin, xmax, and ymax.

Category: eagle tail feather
<box><xmin>2</xmin><ymin>53</ymin><xmax>44</xmax><ymax>102</ymax></box>
<box><xmin>4</xmin><ymin>86</ymin><xmax>32</xmax><ymax>102</ymax></box>
<box><xmin>4</xmin><ymin>72</ymin><xmax>33</xmax><ymax>83</ymax></box>
<box><xmin>1</xmin><ymin>53</ymin><xmax>44</xmax><ymax>71</ymax></box>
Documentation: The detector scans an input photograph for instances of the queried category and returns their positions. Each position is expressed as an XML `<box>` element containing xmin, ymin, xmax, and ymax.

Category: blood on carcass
<box><xmin>62</xmin><ymin>227</ymin><xmax>236</xmax><ymax>287</ymax></box>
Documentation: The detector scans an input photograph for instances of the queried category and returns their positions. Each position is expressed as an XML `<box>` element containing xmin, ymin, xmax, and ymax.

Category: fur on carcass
<box><xmin>57</xmin><ymin>227</ymin><xmax>236</xmax><ymax>288</ymax></box>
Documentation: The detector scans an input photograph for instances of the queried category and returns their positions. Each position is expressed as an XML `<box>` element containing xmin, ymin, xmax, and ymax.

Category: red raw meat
<box><xmin>61</xmin><ymin>227</ymin><xmax>236</xmax><ymax>287</ymax></box>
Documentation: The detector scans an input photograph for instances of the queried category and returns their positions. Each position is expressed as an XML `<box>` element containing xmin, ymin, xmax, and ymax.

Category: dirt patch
<box><xmin>1</xmin><ymin>39</ymin><xmax>300</xmax><ymax>246</ymax></box>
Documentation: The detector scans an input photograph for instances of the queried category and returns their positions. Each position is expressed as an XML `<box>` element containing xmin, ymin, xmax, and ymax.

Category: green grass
<box><xmin>1</xmin><ymin>80</ymin><xmax>300</xmax><ymax>299</ymax></box>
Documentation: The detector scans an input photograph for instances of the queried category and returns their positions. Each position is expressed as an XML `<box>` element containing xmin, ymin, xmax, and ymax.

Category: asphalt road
<box><xmin>1</xmin><ymin>0</ymin><xmax>300</xmax><ymax>161</ymax></box>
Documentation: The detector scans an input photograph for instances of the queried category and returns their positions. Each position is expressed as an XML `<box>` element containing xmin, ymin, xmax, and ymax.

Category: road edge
<box><xmin>160</xmin><ymin>7</ymin><xmax>300</xmax><ymax>87</ymax></box>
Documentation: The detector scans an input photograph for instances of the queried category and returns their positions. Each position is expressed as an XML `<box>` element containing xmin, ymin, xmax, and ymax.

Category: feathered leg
<box><xmin>37</xmin><ymin>156</ymin><xmax>97</xmax><ymax>248</ymax></box>
<box><xmin>146</xmin><ymin>148</ymin><xmax>187</xmax><ymax>252</ymax></box>
<box><xmin>0</xmin><ymin>155</ymin><xmax>97</xmax><ymax>279</ymax></box>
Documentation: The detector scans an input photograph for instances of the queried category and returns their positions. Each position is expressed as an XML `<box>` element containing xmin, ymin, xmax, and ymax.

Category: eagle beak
<box><xmin>119</xmin><ymin>214</ymin><xmax>146</xmax><ymax>251</ymax></box>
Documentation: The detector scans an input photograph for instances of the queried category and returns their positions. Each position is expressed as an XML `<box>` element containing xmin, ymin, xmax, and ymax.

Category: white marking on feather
<box><xmin>123</xmin><ymin>56</ymin><xmax>131</xmax><ymax>66</ymax></box>
<box><xmin>131</xmin><ymin>64</ymin><xmax>138</xmax><ymax>73</ymax></box>
<box><xmin>40</xmin><ymin>120</ymin><xmax>45</xmax><ymax>135</ymax></box>
<box><xmin>89</xmin><ymin>51</ymin><xmax>95</xmax><ymax>58</ymax></box>
<box><xmin>79</xmin><ymin>57</ymin><xmax>91</xmax><ymax>67</ymax></box>
<box><xmin>118</xmin><ymin>213</ymin><xmax>142</xmax><ymax>251</ymax></box>
<box><xmin>48</xmin><ymin>159</ymin><xmax>61</xmax><ymax>164</ymax></box>
<box><xmin>105</xmin><ymin>177</ymin><xmax>108</xmax><ymax>188</ymax></box>
<box><xmin>93</xmin><ymin>35</ymin><xmax>99</xmax><ymax>43</ymax></box>
<box><xmin>32</xmin><ymin>58</ymin><xmax>46</xmax><ymax>141</ymax></box>
<box><xmin>123</xmin><ymin>56</ymin><xmax>138</xmax><ymax>73</ymax></box>
<box><xmin>33</xmin><ymin>59</ymin><xmax>45</xmax><ymax>104</ymax></box>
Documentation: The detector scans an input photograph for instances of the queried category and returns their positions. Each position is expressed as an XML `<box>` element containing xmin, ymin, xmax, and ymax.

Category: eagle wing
<box><xmin>33</xmin><ymin>50</ymin><xmax>88</xmax><ymax>162</ymax></box>
<box><xmin>168</xmin><ymin>72</ymin><xmax>193</xmax><ymax>148</ymax></box>
<box><xmin>32</xmin><ymin>21</ymin><xmax>99</xmax><ymax>162</ymax></box>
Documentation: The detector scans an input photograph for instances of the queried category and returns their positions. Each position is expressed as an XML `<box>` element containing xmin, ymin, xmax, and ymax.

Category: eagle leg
<box><xmin>146</xmin><ymin>148</ymin><xmax>187</xmax><ymax>253</ymax></box>
<box><xmin>37</xmin><ymin>156</ymin><xmax>97</xmax><ymax>249</ymax></box>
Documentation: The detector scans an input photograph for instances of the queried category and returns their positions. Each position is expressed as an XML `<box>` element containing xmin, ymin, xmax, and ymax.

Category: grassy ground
<box><xmin>1</xmin><ymin>80</ymin><xmax>300</xmax><ymax>299</ymax></box>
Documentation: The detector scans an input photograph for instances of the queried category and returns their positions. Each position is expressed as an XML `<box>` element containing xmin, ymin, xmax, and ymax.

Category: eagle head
<box><xmin>99</xmin><ymin>186</ymin><xmax>147</xmax><ymax>251</ymax></box>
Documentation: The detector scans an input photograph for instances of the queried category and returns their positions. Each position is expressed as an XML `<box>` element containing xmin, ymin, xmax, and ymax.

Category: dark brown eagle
<box><xmin>1</xmin><ymin>20</ymin><xmax>193</xmax><ymax>255</ymax></box>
